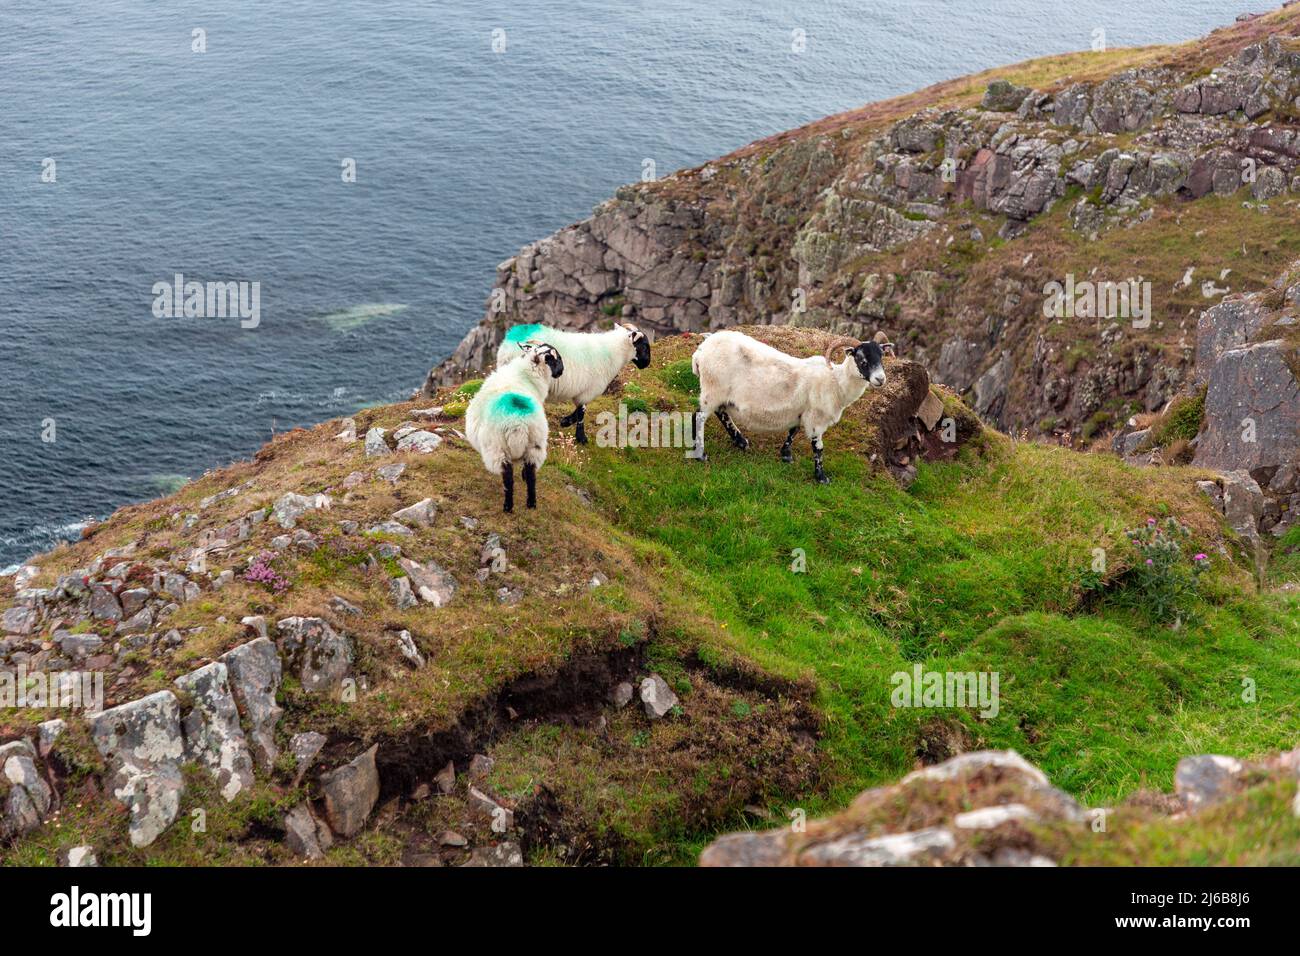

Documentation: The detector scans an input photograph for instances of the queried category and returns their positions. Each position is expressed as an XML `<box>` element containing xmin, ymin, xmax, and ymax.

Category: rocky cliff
<box><xmin>424</xmin><ymin>8</ymin><xmax>1300</xmax><ymax>448</ymax></box>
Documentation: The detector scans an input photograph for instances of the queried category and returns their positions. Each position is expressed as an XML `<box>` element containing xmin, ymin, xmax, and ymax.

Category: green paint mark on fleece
<box><xmin>491</xmin><ymin>392</ymin><xmax>537</xmax><ymax>418</ymax></box>
<box><xmin>504</xmin><ymin>323</ymin><xmax>545</xmax><ymax>344</ymax></box>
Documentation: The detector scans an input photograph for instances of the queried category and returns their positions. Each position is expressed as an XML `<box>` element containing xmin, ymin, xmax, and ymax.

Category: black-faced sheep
<box><xmin>496</xmin><ymin>323</ymin><xmax>650</xmax><ymax>443</ymax></box>
<box><xmin>689</xmin><ymin>331</ymin><xmax>888</xmax><ymax>483</ymax></box>
<box><xmin>466</xmin><ymin>342</ymin><xmax>565</xmax><ymax>511</ymax></box>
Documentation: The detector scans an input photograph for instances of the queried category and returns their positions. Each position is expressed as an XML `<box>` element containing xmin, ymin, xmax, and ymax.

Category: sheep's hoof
<box><xmin>575</xmin><ymin>433</ymin><xmax>589</xmax><ymax>445</ymax></box>
<box><xmin>815</xmin><ymin>475</ymin><xmax>831</xmax><ymax>485</ymax></box>
<box><xmin>780</xmin><ymin>452</ymin><xmax>793</xmax><ymax>464</ymax></box>
<box><xmin>732</xmin><ymin>437</ymin><xmax>750</xmax><ymax>451</ymax></box>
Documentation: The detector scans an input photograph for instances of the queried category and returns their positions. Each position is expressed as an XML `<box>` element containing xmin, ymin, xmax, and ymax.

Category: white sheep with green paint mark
<box><xmin>496</xmin><ymin>322</ymin><xmax>650</xmax><ymax>443</ymax></box>
<box><xmin>466</xmin><ymin>342</ymin><xmax>565</xmax><ymax>512</ymax></box>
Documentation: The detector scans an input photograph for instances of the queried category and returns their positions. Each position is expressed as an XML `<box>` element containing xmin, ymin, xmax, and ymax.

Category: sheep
<box><xmin>496</xmin><ymin>322</ymin><xmax>650</xmax><ymax>444</ymax></box>
<box><xmin>466</xmin><ymin>342</ymin><xmax>565</xmax><ymax>512</ymax></box>
<box><xmin>689</xmin><ymin>330</ymin><xmax>888</xmax><ymax>484</ymax></box>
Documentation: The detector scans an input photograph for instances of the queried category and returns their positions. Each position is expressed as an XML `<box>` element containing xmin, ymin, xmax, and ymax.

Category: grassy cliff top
<box><xmin>4</xmin><ymin>326</ymin><xmax>1297</xmax><ymax>865</ymax></box>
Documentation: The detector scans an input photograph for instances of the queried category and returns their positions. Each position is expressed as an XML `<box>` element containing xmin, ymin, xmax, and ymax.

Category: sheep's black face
<box><xmin>523</xmin><ymin>342</ymin><xmax>564</xmax><ymax>378</ymax></box>
<box><xmin>541</xmin><ymin>345</ymin><xmax>564</xmax><ymax>379</ymax></box>
<box><xmin>621</xmin><ymin>325</ymin><xmax>651</xmax><ymax>369</ymax></box>
<box><xmin>851</xmin><ymin>342</ymin><xmax>887</xmax><ymax>388</ymax></box>
<box><xmin>632</xmin><ymin>332</ymin><xmax>651</xmax><ymax>369</ymax></box>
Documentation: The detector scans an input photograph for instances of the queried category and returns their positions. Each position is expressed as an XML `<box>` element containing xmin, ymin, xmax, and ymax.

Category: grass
<box><xmin>4</xmin><ymin>327</ymin><xmax>1298</xmax><ymax>866</ymax></box>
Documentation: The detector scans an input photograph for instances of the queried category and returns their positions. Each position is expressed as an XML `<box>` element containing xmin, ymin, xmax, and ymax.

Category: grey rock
<box><xmin>329</xmin><ymin>595</ymin><xmax>362</xmax><ymax>616</ymax></box>
<box><xmin>368</xmin><ymin>520</ymin><xmax>413</xmax><ymax>537</ymax></box>
<box><xmin>115</xmin><ymin>608</ymin><xmax>153</xmax><ymax>635</ymax></box>
<box><xmin>89</xmin><ymin>691</ymin><xmax>186</xmax><ymax>847</ymax></box>
<box><xmin>376</xmin><ymin>462</ymin><xmax>406</xmax><ymax>483</ymax></box>
<box><xmin>1220</xmin><ymin>470</ymin><xmax>1264</xmax><ymax>545</ymax></box>
<box><xmin>174</xmin><ymin>661</ymin><xmax>256</xmax><ymax>802</ymax></box>
<box><xmin>319</xmin><ymin>744</ymin><xmax>380</xmax><ymax>838</ymax></box>
<box><xmin>37</xmin><ymin>718</ymin><xmax>66</xmax><ymax>757</ymax></box>
<box><xmin>393</xmin><ymin>498</ymin><xmax>437</xmax><ymax>527</ymax></box>
<box><xmin>1195</xmin><ymin>299</ymin><xmax>1266</xmax><ymax>378</ymax></box>
<box><xmin>3</xmin><ymin>749</ymin><xmax>53</xmax><ymax>838</ymax></box>
<box><xmin>282</xmin><ymin>803</ymin><xmax>326</xmax><ymax>859</ymax></box>
<box><xmin>290</xmin><ymin>731</ymin><xmax>327</xmax><ymax>785</ymax></box>
<box><xmin>119</xmin><ymin>588</ymin><xmax>150</xmax><ymax>618</ymax></box>
<box><xmin>982</xmin><ymin>79</ymin><xmax>1030</xmax><ymax>112</ymax></box>
<box><xmin>219</xmin><ymin>637</ymin><xmax>284</xmax><ymax>770</ymax></box>
<box><xmin>639</xmin><ymin>674</ymin><xmax>678</xmax><ymax>719</ymax></box>
<box><xmin>903</xmin><ymin>749</ymin><xmax>1049</xmax><ymax>787</ymax></box>
<box><xmin>799</xmin><ymin>826</ymin><xmax>956</xmax><ymax>866</ymax></box>
<box><xmin>364</xmin><ymin>427</ymin><xmax>392</xmax><ymax>457</ymax></box>
<box><xmin>64</xmin><ymin>846</ymin><xmax>98</xmax><ymax>867</ymax></box>
<box><xmin>462</xmin><ymin>842</ymin><xmax>524</xmax><ymax>867</ymax></box>
<box><xmin>467</xmin><ymin>785</ymin><xmax>514</xmax><ymax>831</ymax></box>
<box><xmin>1175</xmin><ymin>754</ymin><xmax>1246</xmax><ymax>810</ymax></box>
<box><xmin>276</xmin><ymin>617</ymin><xmax>354</xmax><ymax>696</ymax></box>
<box><xmin>389</xmin><ymin>576</ymin><xmax>418</xmax><ymax>610</ymax></box>
<box><xmin>2</xmin><ymin>604</ymin><xmax>40</xmax><ymax>635</ymax></box>
<box><xmin>396</xmin><ymin>430</ymin><xmax>442</xmax><ymax>453</ymax></box>
<box><xmin>89</xmin><ymin>586</ymin><xmax>122</xmax><ymax>622</ymax></box>
<box><xmin>610</xmin><ymin>682</ymin><xmax>634</xmax><ymax>709</ymax></box>
<box><xmin>392</xmin><ymin>629</ymin><xmax>426</xmax><ymax>668</ymax></box>
<box><xmin>1194</xmin><ymin>340</ymin><xmax>1299</xmax><ymax>474</ymax></box>
<box><xmin>271</xmin><ymin>492</ymin><xmax>331</xmax><ymax>529</ymax></box>
<box><xmin>398</xmin><ymin>558</ymin><xmax>458</xmax><ymax>607</ymax></box>
<box><xmin>952</xmin><ymin>803</ymin><xmax>1037</xmax><ymax>829</ymax></box>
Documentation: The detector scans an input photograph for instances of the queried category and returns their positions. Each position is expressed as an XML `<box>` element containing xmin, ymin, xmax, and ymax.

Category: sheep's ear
<box><xmin>881</xmin><ymin>342</ymin><xmax>896</xmax><ymax>357</ymax></box>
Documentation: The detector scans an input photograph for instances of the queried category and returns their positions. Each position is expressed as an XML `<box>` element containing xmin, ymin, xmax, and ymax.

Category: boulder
<box><xmin>396</xmin><ymin>430</ymin><xmax>442</xmax><ymax>453</ymax></box>
<box><xmin>283</xmin><ymin>803</ymin><xmax>331</xmax><ymax>859</ymax></box>
<box><xmin>3</xmin><ymin>743</ymin><xmax>53</xmax><ymax>839</ymax></box>
<box><xmin>290</xmin><ymin>731</ymin><xmax>327</xmax><ymax>786</ymax></box>
<box><xmin>393</xmin><ymin>499</ymin><xmax>437</xmax><ymax>527</ymax></box>
<box><xmin>174</xmin><ymin>661</ymin><xmax>256</xmax><ymax>802</ymax></box>
<box><xmin>1194</xmin><ymin>299</ymin><xmax>1267</xmax><ymax>379</ymax></box>
<box><xmin>639</xmin><ymin>674</ymin><xmax>679</xmax><ymax>719</ymax></box>
<box><xmin>1175</xmin><ymin>754</ymin><xmax>1246</xmax><ymax>810</ymax></box>
<box><xmin>271</xmin><ymin>492</ymin><xmax>331</xmax><ymax>529</ymax></box>
<box><xmin>800</xmin><ymin>827</ymin><xmax>957</xmax><ymax>866</ymax></box>
<box><xmin>982</xmin><ymin>79</ymin><xmax>1030</xmax><ymax>112</ymax></box>
<box><xmin>1220</xmin><ymin>471</ymin><xmax>1265</xmax><ymax>545</ymax></box>
<box><xmin>219</xmin><ymin>637</ymin><xmax>284</xmax><ymax>770</ymax></box>
<box><xmin>397</xmin><ymin>558</ymin><xmax>457</xmax><ymax>607</ymax></box>
<box><xmin>63</xmin><ymin>846</ymin><xmax>98</xmax><ymax>867</ymax></box>
<box><xmin>319</xmin><ymin>744</ymin><xmax>380</xmax><ymax>838</ymax></box>
<box><xmin>364</xmin><ymin>427</ymin><xmax>391</xmax><ymax>457</ymax></box>
<box><xmin>462</xmin><ymin>842</ymin><xmax>524</xmax><ymax>867</ymax></box>
<box><xmin>89</xmin><ymin>691</ymin><xmax>186</xmax><ymax>847</ymax></box>
<box><xmin>1194</xmin><ymin>340</ymin><xmax>1300</xmax><ymax>474</ymax></box>
<box><xmin>276</xmin><ymin>617</ymin><xmax>354</xmax><ymax>696</ymax></box>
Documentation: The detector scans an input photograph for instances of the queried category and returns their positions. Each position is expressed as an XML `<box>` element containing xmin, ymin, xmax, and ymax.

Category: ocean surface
<box><xmin>0</xmin><ymin>0</ymin><xmax>1245</xmax><ymax>567</ymax></box>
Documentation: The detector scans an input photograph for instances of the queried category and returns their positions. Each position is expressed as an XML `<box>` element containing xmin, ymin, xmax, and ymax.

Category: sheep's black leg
<box><xmin>523</xmin><ymin>462</ymin><xmax>538</xmax><ymax>509</ymax></box>
<box><xmin>573</xmin><ymin>405</ymin><xmax>588</xmax><ymax>444</ymax></box>
<box><xmin>780</xmin><ymin>427</ymin><xmax>798</xmax><ymax>463</ymax></box>
<box><xmin>688</xmin><ymin>410</ymin><xmax>708</xmax><ymax>461</ymax></box>
<box><xmin>559</xmin><ymin>405</ymin><xmax>581</xmax><ymax>426</ymax></box>
<box><xmin>715</xmin><ymin>408</ymin><xmax>749</xmax><ymax>450</ymax></box>
<box><xmin>501</xmin><ymin>462</ymin><xmax>515</xmax><ymax>513</ymax></box>
<box><xmin>811</xmin><ymin>436</ymin><xmax>830</xmax><ymax>484</ymax></box>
